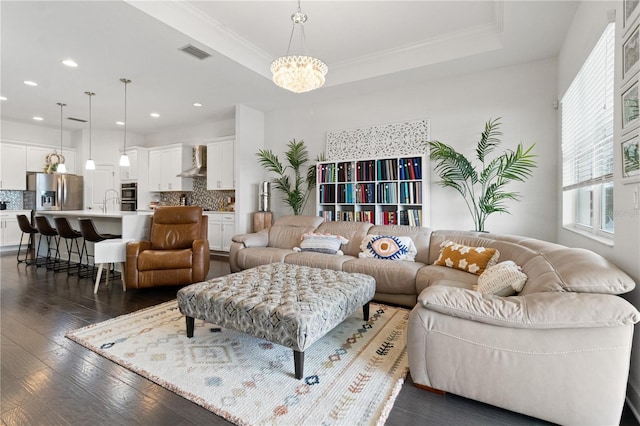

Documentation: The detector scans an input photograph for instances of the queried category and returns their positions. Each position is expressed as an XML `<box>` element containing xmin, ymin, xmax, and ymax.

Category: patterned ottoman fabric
<box><xmin>177</xmin><ymin>262</ymin><xmax>376</xmax><ymax>352</ymax></box>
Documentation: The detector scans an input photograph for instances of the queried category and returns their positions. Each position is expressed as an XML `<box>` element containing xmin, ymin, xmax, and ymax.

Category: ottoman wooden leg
<box><xmin>363</xmin><ymin>302</ymin><xmax>370</xmax><ymax>321</ymax></box>
<box><xmin>294</xmin><ymin>350</ymin><xmax>304</xmax><ymax>379</ymax></box>
<box><xmin>186</xmin><ymin>316</ymin><xmax>195</xmax><ymax>338</ymax></box>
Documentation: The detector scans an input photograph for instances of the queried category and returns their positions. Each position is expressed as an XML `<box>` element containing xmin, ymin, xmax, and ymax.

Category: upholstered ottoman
<box><xmin>177</xmin><ymin>262</ymin><xmax>376</xmax><ymax>379</ymax></box>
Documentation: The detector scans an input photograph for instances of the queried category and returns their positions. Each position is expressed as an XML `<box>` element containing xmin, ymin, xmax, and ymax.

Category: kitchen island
<box><xmin>38</xmin><ymin>210</ymin><xmax>153</xmax><ymax>241</ymax></box>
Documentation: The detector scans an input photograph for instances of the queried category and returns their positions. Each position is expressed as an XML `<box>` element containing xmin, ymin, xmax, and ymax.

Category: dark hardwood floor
<box><xmin>1</xmin><ymin>253</ymin><xmax>638</xmax><ymax>425</ymax></box>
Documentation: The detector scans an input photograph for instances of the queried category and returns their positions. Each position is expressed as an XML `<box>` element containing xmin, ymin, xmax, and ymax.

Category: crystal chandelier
<box><xmin>271</xmin><ymin>1</ymin><xmax>327</xmax><ymax>93</ymax></box>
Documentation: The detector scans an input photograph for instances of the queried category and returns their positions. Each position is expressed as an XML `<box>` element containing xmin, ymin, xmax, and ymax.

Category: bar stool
<box><xmin>16</xmin><ymin>214</ymin><xmax>39</xmax><ymax>265</ymax></box>
<box><xmin>54</xmin><ymin>217</ymin><xmax>83</xmax><ymax>275</ymax></box>
<box><xmin>34</xmin><ymin>216</ymin><xmax>61</xmax><ymax>270</ymax></box>
<box><xmin>78</xmin><ymin>218</ymin><xmax>122</xmax><ymax>280</ymax></box>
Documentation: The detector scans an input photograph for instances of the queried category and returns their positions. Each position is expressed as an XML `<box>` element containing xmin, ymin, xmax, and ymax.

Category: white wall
<box><xmin>557</xmin><ymin>1</ymin><xmax>640</xmax><ymax>419</ymax></box>
<box><xmin>2</xmin><ymin>119</ymin><xmax>72</xmax><ymax>147</ymax></box>
<box><xmin>264</xmin><ymin>57</ymin><xmax>558</xmax><ymax>242</ymax></box>
<box><xmin>144</xmin><ymin>119</ymin><xmax>235</xmax><ymax>148</ymax></box>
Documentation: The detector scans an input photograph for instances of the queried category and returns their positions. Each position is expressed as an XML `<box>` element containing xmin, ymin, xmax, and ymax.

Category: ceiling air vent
<box><xmin>179</xmin><ymin>44</ymin><xmax>212</xmax><ymax>60</ymax></box>
<box><xmin>67</xmin><ymin>117</ymin><xmax>87</xmax><ymax>123</ymax></box>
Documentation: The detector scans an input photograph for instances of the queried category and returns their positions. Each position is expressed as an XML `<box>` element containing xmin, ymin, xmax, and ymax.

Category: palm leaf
<box><xmin>476</xmin><ymin>118</ymin><xmax>502</xmax><ymax>163</ymax></box>
<box><xmin>256</xmin><ymin>149</ymin><xmax>285</xmax><ymax>175</ymax></box>
<box><xmin>498</xmin><ymin>143</ymin><xmax>537</xmax><ymax>182</ymax></box>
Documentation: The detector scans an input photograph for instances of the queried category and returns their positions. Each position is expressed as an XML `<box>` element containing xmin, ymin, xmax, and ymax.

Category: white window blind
<box><xmin>561</xmin><ymin>23</ymin><xmax>615</xmax><ymax>191</ymax></box>
<box><xmin>561</xmin><ymin>22</ymin><xmax>615</xmax><ymax>236</ymax></box>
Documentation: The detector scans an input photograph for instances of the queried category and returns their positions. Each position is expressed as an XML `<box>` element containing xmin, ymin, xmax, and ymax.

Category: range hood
<box><xmin>177</xmin><ymin>145</ymin><xmax>207</xmax><ymax>178</ymax></box>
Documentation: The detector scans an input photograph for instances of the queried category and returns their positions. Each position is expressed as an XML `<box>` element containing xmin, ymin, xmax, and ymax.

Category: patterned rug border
<box><xmin>65</xmin><ymin>300</ymin><xmax>410</xmax><ymax>426</ymax></box>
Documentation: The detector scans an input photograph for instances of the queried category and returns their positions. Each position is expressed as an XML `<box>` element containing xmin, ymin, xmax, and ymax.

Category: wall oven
<box><xmin>121</xmin><ymin>182</ymin><xmax>137</xmax><ymax>211</ymax></box>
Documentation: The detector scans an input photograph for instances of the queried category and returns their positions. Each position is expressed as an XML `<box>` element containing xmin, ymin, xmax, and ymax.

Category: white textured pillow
<box><xmin>293</xmin><ymin>233</ymin><xmax>349</xmax><ymax>255</ymax></box>
<box><xmin>475</xmin><ymin>261</ymin><xmax>527</xmax><ymax>296</ymax></box>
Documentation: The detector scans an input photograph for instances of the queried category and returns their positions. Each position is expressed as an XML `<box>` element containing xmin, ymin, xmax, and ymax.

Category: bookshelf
<box><xmin>317</xmin><ymin>155</ymin><xmax>429</xmax><ymax>226</ymax></box>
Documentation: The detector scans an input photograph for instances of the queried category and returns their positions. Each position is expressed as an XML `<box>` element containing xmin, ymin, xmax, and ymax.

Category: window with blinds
<box><xmin>561</xmin><ymin>22</ymin><xmax>615</xmax><ymax>236</ymax></box>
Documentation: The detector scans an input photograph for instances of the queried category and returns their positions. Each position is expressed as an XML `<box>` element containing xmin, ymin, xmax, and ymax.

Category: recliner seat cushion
<box><xmin>138</xmin><ymin>249</ymin><xmax>193</xmax><ymax>271</ymax></box>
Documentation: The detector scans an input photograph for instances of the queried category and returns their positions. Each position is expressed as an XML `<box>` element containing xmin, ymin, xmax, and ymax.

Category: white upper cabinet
<box><xmin>207</xmin><ymin>139</ymin><xmax>235</xmax><ymax>190</ymax></box>
<box><xmin>26</xmin><ymin>145</ymin><xmax>51</xmax><ymax>172</ymax></box>
<box><xmin>26</xmin><ymin>144</ymin><xmax>76</xmax><ymax>174</ymax></box>
<box><xmin>1</xmin><ymin>143</ymin><xmax>27</xmax><ymax>189</ymax></box>
<box><xmin>120</xmin><ymin>147</ymin><xmax>148</xmax><ymax>181</ymax></box>
<box><xmin>148</xmin><ymin>144</ymin><xmax>193</xmax><ymax>192</ymax></box>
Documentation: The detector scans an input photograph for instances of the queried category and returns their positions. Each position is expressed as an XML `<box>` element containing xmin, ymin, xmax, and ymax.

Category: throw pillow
<box><xmin>294</xmin><ymin>233</ymin><xmax>349</xmax><ymax>255</ymax></box>
<box><xmin>434</xmin><ymin>240</ymin><xmax>499</xmax><ymax>275</ymax></box>
<box><xmin>359</xmin><ymin>235</ymin><xmax>417</xmax><ymax>261</ymax></box>
<box><xmin>475</xmin><ymin>261</ymin><xmax>528</xmax><ymax>296</ymax></box>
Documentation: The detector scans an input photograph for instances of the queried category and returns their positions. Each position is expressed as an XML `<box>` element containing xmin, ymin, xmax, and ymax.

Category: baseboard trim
<box><xmin>627</xmin><ymin>379</ymin><xmax>640</xmax><ymax>423</ymax></box>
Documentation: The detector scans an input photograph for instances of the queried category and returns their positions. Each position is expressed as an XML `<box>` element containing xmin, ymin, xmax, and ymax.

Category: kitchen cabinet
<box><xmin>206</xmin><ymin>212</ymin><xmax>235</xmax><ymax>252</ymax></box>
<box><xmin>207</xmin><ymin>139</ymin><xmax>235</xmax><ymax>190</ymax></box>
<box><xmin>1</xmin><ymin>143</ymin><xmax>27</xmax><ymax>190</ymax></box>
<box><xmin>120</xmin><ymin>147</ymin><xmax>149</xmax><ymax>181</ymax></box>
<box><xmin>148</xmin><ymin>144</ymin><xmax>193</xmax><ymax>192</ymax></box>
<box><xmin>26</xmin><ymin>145</ymin><xmax>52</xmax><ymax>172</ymax></box>
<box><xmin>26</xmin><ymin>145</ymin><xmax>76</xmax><ymax>174</ymax></box>
<box><xmin>0</xmin><ymin>210</ymin><xmax>30</xmax><ymax>248</ymax></box>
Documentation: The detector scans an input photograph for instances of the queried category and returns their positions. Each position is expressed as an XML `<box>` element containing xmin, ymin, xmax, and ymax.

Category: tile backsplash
<box><xmin>0</xmin><ymin>190</ymin><xmax>24</xmax><ymax>210</ymax></box>
<box><xmin>157</xmin><ymin>177</ymin><xmax>235</xmax><ymax>211</ymax></box>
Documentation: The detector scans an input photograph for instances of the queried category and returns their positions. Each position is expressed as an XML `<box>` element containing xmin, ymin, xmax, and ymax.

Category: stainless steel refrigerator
<box><xmin>28</xmin><ymin>173</ymin><xmax>84</xmax><ymax>211</ymax></box>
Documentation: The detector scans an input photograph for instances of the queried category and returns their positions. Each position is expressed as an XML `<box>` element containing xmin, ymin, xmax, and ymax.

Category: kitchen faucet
<box><xmin>103</xmin><ymin>189</ymin><xmax>120</xmax><ymax>213</ymax></box>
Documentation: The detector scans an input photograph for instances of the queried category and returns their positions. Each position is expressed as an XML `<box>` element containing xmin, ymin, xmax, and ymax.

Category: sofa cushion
<box><xmin>343</xmin><ymin>258</ymin><xmax>425</xmax><ymax>295</ymax></box>
<box><xmin>475</xmin><ymin>261</ymin><xmax>527</xmax><ymax>296</ymax></box>
<box><xmin>285</xmin><ymin>252</ymin><xmax>356</xmax><ymax>270</ymax></box>
<box><xmin>236</xmin><ymin>247</ymin><xmax>294</xmax><ymax>270</ymax></box>
<box><xmin>434</xmin><ymin>240</ymin><xmax>499</xmax><ymax>275</ymax></box>
<box><xmin>544</xmin><ymin>248</ymin><xmax>636</xmax><ymax>295</ymax></box>
<box><xmin>316</xmin><ymin>221</ymin><xmax>373</xmax><ymax>257</ymax></box>
<box><xmin>267</xmin><ymin>216</ymin><xmax>325</xmax><ymax>249</ymax></box>
<box><xmin>416</xmin><ymin>264</ymin><xmax>479</xmax><ymax>294</ymax></box>
<box><xmin>359</xmin><ymin>234</ymin><xmax>417</xmax><ymax>261</ymax></box>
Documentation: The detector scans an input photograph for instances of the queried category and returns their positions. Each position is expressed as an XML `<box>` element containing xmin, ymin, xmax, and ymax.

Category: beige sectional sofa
<box><xmin>229</xmin><ymin>215</ymin><xmax>639</xmax><ymax>425</ymax></box>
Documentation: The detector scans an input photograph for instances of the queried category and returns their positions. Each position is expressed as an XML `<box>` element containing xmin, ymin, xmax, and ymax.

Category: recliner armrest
<box><xmin>191</xmin><ymin>238</ymin><xmax>210</xmax><ymax>282</ymax></box>
<box><xmin>232</xmin><ymin>229</ymin><xmax>269</xmax><ymax>248</ymax></box>
<box><xmin>125</xmin><ymin>240</ymin><xmax>152</xmax><ymax>289</ymax></box>
<box><xmin>418</xmin><ymin>286</ymin><xmax>640</xmax><ymax>329</ymax></box>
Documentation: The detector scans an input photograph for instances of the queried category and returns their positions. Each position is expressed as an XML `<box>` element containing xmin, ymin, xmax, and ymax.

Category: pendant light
<box><xmin>56</xmin><ymin>102</ymin><xmax>67</xmax><ymax>173</ymax></box>
<box><xmin>271</xmin><ymin>0</ymin><xmax>328</xmax><ymax>93</ymax></box>
<box><xmin>85</xmin><ymin>91</ymin><xmax>96</xmax><ymax>170</ymax></box>
<box><xmin>119</xmin><ymin>78</ymin><xmax>131</xmax><ymax>167</ymax></box>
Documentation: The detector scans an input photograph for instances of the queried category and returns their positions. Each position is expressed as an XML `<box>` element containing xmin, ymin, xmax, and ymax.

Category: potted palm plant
<box><xmin>256</xmin><ymin>139</ymin><xmax>323</xmax><ymax>215</ymax></box>
<box><xmin>429</xmin><ymin>118</ymin><xmax>537</xmax><ymax>232</ymax></box>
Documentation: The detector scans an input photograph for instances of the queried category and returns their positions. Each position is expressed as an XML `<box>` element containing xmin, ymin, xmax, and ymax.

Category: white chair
<box><xmin>94</xmin><ymin>238</ymin><xmax>132</xmax><ymax>293</ymax></box>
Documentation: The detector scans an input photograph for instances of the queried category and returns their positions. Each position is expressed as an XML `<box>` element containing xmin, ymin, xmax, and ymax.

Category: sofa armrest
<box><xmin>418</xmin><ymin>286</ymin><xmax>640</xmax><ymax>329</ymax></box>
<box><xmin>231</xmin><ymin>229</ymin><xmax>269</xmax><ymax>248</ymax></box>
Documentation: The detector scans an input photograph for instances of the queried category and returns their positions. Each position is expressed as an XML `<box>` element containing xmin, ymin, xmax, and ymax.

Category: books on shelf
<box><xmin>317</xmin><ymin>155</ymin><xmax>428</xmax><ymax>227</ymax></box>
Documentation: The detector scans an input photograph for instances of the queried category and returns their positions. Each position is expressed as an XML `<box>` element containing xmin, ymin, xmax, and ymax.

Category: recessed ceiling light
<box><xmin>0</xmin><ymin>96</ymin><xmax>6</xmax><ymax>101</ymax></box>
<box><xmin>193</xmin><ymin>102</ymin><xmax>203</xmax><ymax>107</ymax></box>
<box><xmin>150</xmin><ymin>112</ymin><xmax>160</xmax><ymax>118</ymax></box>
<box><xmin>62</xmin><ymin>59</ymin><xmax>78</xmax><ymax>67</ymax></box>
<box><xmin>33</xmin><ymin>116</ymin><xmax>44</xmax><ymax>121</ymax></box>
<box><xmin>116</xmin><ymin>121</ymin><xmax>125</xmax><ymax>126</ymax></box>
<box><xmin>24</xmin><ymin>80</ymin><xmax>38</xmax><ymax>87</ymax></box>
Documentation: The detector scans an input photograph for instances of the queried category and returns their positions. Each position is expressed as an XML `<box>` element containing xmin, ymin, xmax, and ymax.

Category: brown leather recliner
<box><xmin>126</xmin><ymin>206</ymin><xmax>210</xmax><ymax>289</ymax></box>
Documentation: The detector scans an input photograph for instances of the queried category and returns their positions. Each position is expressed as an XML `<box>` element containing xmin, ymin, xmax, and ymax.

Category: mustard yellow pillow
<box><xmin>434</xmin><ymin>240</ymin><xmax>500</xmax><ymax>275</ymax></box>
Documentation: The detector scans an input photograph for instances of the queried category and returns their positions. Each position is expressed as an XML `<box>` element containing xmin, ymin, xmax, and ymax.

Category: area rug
<box><xmin>66</xmin><ymin>300</ymin><xmax>409</xmax><ymax>425</ymax></box>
